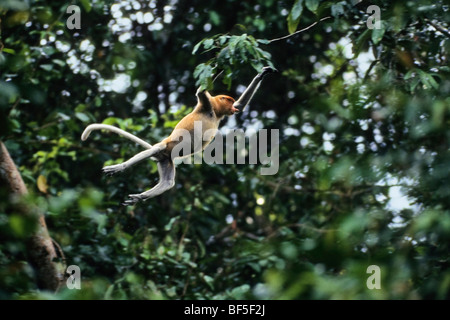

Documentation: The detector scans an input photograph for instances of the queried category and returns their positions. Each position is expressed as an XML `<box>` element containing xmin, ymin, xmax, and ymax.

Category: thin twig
<box><xmin>212</xmin><ymin>69</ymin><xmax>224</xmax><ymax>84</ymax></box>
<box><xmin>268</xmin><ymin>16</ymin><xmax>332</xmax><ymax>44</ymax></box>
<box><xmin>363</xmin><ymin>59</ymin><xmax>380</xmax><ymax>81</ymax></box>
<box><xmin>267</xmin><ymin>223</ymin><xmax>336</xmax><ymax>239</ymax></box>
<box><xmin>52</xmin><ymin>238</ymin><xmax>67</xmax><ymax>267</ymax></box>
<box><xmin>424</xmin><ymin>18</ymin><xmax>450</xmax><ymax>38</ymax></box>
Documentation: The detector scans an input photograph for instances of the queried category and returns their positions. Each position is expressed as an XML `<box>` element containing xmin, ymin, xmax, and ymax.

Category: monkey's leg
<box><xmin>123</xmin><ymin>158</ymin><xmax>175</xmax><ymax>205</ymax></box>
<box><xmin>102</xmin><ymin>143</ymin><xmax>166</xmax><ymax>175</ymax></box>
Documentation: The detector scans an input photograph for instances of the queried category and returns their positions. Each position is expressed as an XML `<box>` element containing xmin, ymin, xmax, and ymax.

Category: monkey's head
<box><xmin>213</xmin><ymin>95</ymin><xmax>238</xmax><ymax>117</ymax></box>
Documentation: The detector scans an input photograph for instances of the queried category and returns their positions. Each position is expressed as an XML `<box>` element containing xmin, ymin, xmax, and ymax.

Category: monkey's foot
<box><xmin>102</xmin><ymin>163</ymin><xmax>126</xmax><ymax>176</ymax></box>
<box><xmin>122</xmin><ymin>193</ymin><xmax>143</xmax><ymax>206</ymax></box>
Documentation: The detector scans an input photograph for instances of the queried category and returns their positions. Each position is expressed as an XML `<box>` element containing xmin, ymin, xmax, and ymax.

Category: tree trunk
<box><xmin>0</xmin><ymin>141</ymin><xmax>63</xmax><ymax>291</ymax></box>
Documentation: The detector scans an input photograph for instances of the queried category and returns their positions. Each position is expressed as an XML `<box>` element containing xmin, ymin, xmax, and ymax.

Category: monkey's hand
<box><xmin>260</xmin><ymin>66</ymin><xmax>277</xmax><ymax>78</ymax></box>
<box><xmin>195</xmin><ymin>86</ymin><xmax>207</xmax><ymax>96</ymax></box>
<box><xmin>102</xmin><ymin>163</ymin><xmax>126</xmax><ymax>176</ymax></box>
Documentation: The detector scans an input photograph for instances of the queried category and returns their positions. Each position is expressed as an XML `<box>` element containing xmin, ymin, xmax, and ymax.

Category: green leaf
<box><xmin>40</xmin><ymin>64</ymin><xmax>53</xmax><ymax>71</ymax></box>
<box><xmin>371</xmin><ymin>23</ymin><xmax>386</xmax><ymax>44</ymax></box>
<box><xmin>404</xmin><ymin>70</ymin><xmax>414</xmax><ymax>80</ymax></box>
<box><xmin>203</xmin><ymin>39</ymin><xmax>214</xmax><ymax>50</ymax></box>
<box><xmin>209</xmin><ymin>11</ymin><xmax>220</xmax><ymax>26</ymax></box>
<box><xmin>42</xmin><ymin>46</ymin><xmax>56</xmax><ymax>56</ymax></box>
<box><xmin>256</xmin><ymin>38</ymin><xmax>270</xmax><ymax>45</ymax></box>
<box><xmin>104</xmin><ymin>285</ymin><xmax>115</xmax><ymax>300</ymax></box>
<box><xmin>94</xmin><ymin>96</ymin><xmax>102</xmax><ymax>107</ymax></box>
<box><xmin>193</xmin><ymin>63</ymin><xmax>213</xmax><ymax>90</ymax></box>
<box><xmin>203</xmin><ymin>275</ymin><xmax>215</xmax><ymax>290</ymax></box>
<box><xmin>229</xmin><ymin>284</ymin><xmax>251</xmax><ymax>299</ymax></box>
<box><xmin>192</xmin><ymin>40</ymin><xmax>203</xmax><ymax>55</ymax></box>
<box><xmin>0</xmin><ymin>81</ymin><xmax>19</xmax><ymax>101</ymax></box>
<box><xmin>219</xmin><ymin>35</ymin><xmax>228</xmax><ymax>45</ymax></box>
<box><xmin>102</xmin><ymin>117</ymin><xmax>117</xmax><ymax>125</ymax></box>
<box><xmin>164</xmin><ymin>217</ymin><xmax>178</xmax><ymax>231</ymax></box>
<box><xmin>75</xmin><ymin>112</ymin><xmax>90</xmax><ymax>122</ymax></box>
<box><xmin>9</xmin><ymin>215</ymin><xmax>36</xmax><ymax>238</ymax></box>
<box><xmin>52</xmin><ymin>59</ymin><xmax>66</xmax><ymax>67</ymax></box>
<box><xmin>331</xmin><ymin>2</ymin><xmax>345</xmax><ymax>17</ymax></box>
<box><xmin>2</xmin><ymin>48</ymin><xmax>16</xmax><ymax>55</ymax></box>
<box><xmin>0</xmin><ymin>0</ymin><xmax>29</xmax><ymax>10</ymax></box>
<box><xmin>287</xmin><ymin>0</ymin><xmax>304</xmax><ymax>34</ymax></box>
<box><xmin>417</xmin><ymin>70</ymin><xmax>439</xmax><ymax>90</ymax></box>
<box><xmin>193</xmin><ymin>63</ymin><xmax>206</xmax><ymax>78</ymax></box>
<box><xmin>305</xmin><ymin>0</ymin><xmax>319</xmax><ymax>13</ymax></box>
<box><xmin>228</xmin><ymin>36</ymin><xmax>238</xmax><ymax>55</ymax></box>
<box><xmin>211</xmin><ymin>191</ymin><xmax>231</xmax><ymax>204</ymax></box>
<box><xmin>352</xmin><ymin>29</ymin><xmax>371</xmax><ymax>57</ymax></box>
<box><xmin>290</xmin><ymin>0</ymin><xmax>304</xmax><ymax>21</ymax></box>
<box><xmin>80</xmin><ymin>0</ymin><xmax>92</xmax><ymax>12</ymax></box>
<box><xmin>75</xmin><ymin>103</ymin><xmax>87</xmax><ymax>112</ymax></box>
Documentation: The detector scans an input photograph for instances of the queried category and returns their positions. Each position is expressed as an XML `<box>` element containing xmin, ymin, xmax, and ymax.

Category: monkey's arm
<box><xmin>195</xmin><ymin>88</ymin><xmax>213</xmax><ymax>113</ymax></box>
<box><xmin>233</xmin><ymin>66</ymin><xmax>276</xmax><ymax>112</ymax></box>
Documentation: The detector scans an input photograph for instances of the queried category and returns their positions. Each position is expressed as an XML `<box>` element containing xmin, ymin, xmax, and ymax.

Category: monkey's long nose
<box><xmin>232</xmin><ymin>102</ymin><xmax>243</xmax><ymax>112</ymax></box>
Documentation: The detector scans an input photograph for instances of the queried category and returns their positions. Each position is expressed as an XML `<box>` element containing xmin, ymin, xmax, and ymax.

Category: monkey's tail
<box><xmin>81</xmin><ymin>124</ymin><xmax>152</xmax><ymax>149</ymax></box>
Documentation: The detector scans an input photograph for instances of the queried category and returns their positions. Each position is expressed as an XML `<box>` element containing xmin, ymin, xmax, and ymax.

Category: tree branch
<box><xmin>424</xmin><ymin>18</ymin><xmax>450</xmax><ymax>38</ymax></box>
<box><xmin>268</xmin><ymin>16</ymin><xmax>332</xmax><ymax>44</ymax></box>
<box><xmin>0</xmin><ymin>141</ymin><xmax>64</xmax><ymax>291</ymax></box>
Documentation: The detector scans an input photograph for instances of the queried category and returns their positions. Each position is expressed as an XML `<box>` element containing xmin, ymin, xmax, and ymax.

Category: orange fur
<box><xmin>81</xmin><ymin>67</ymin><xmax>274</xmax><ymax>204</ymax></box>
<box><xmin>162</xmin><ymin>93</ymin><xmax>237</xmax><ymax>157</ymax></box>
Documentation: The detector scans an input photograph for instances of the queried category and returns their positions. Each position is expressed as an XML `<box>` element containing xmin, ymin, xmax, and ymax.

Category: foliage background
<box><xmin>0</xmin><ymin>0</ymin><xmax>449</xmax><ymax>299</ymax></box>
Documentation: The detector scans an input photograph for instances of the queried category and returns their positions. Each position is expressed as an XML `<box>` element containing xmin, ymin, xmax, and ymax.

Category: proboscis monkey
<box><xmin>81</xmin><ymin>67</ymin><xmax>276</xmax><ymax>204</ymax></box>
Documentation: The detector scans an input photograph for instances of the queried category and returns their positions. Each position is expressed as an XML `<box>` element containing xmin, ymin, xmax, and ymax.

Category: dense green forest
<box><xmin>0</xmin><ymin>0</ymin><xmax>449</xmax><ymax>300</ymax></box>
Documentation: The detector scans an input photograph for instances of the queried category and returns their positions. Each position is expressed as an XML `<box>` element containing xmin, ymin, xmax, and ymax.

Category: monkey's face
<box><xmin>216</xmin><ymin>95</ymin><xmax>238</xmax><ymax>116</ymax></box>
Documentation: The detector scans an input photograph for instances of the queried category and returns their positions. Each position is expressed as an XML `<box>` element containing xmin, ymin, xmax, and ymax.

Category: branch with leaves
<box><xmin>191</xmin><ymin>0</ymin><xmax>335</xmax><ymax>89</ymax></box>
